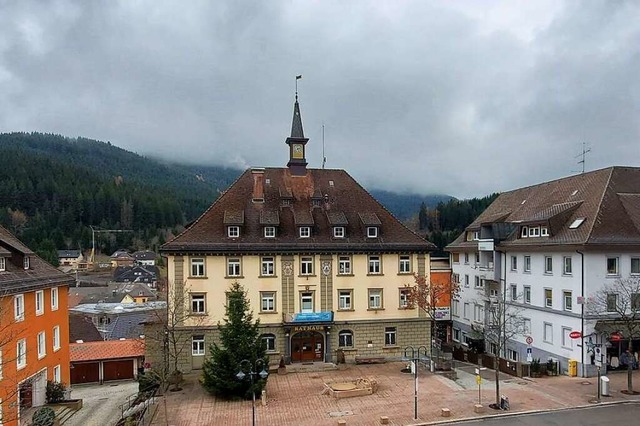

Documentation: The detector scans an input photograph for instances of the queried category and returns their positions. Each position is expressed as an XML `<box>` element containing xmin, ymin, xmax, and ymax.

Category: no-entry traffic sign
<box><xmin>526</xmin><ymin>336</ymin><xmax>533</xmax><ymax>345</ymax></box>
<box><xmin>569</xmin><ymin>331</ymin><xmax>582</xmax><ymax>339</ymax></box>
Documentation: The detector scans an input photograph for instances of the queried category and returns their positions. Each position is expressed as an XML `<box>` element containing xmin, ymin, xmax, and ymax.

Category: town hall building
<box><xmin>158</xmin><ymin>93</ymin><xmax>436</xmax><ymax>372</ymax></box>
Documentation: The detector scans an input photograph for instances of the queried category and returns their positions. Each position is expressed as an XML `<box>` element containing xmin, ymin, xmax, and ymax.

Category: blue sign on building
<box><xmin>291</xmin><ymin>312</ymin><xmax>333</xmax><ymax>323</ymax></box>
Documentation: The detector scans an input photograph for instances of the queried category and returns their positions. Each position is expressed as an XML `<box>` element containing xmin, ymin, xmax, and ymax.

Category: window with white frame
<box><xmin>333</xmin><ymin>227</ymin><xmax>345</xmax><ymax>238</ymax></box>
<box><xmin>338</xmin><ymin>290</ymin><xmax>353</xmax><ymax>310</ymax></box>
<box><xmin>384</xmin><ymin>327</ymin><xmax>396</xmax><ymax>346</ymax></box>
<box><xmin>524</xmin><ymin>255</ymin><xmax>531</xmax><ymax>272</ymax></box>
<box><xmin>607</xmin><ymin>257</ymin><xmax>619</xmax><ymax>275</ymax></box>
<box><xmin>300</xmin><ymin>256</ymin><xmax>314</xmax><ymax>275</ymax></box>
<box><xmin>510</xmin><ymin>284</ymin><xmax>517</xmax><ymax>301</ymax></box>
<box><xmin>544</xmin><ymin>256</ymin><xmax>553</xmax><ymax>274</ymax></box>
<box><xmin>523</xmin><ymin>318</ymin><xmax>531</xmax><ymax>334</ymax></box>
<box><xmin>475</xmin><ymin>276</ymin><xmax>483</xmax><ymax>288</ymax></box>
<box><xmin>368</xmin><ymin>289</ymin><xmax>383</xmax><ymax>309</ymax></box>
<box><xmin>462</xmin><ymin>332</ymin><xmax>470</xmax><ymax>345</ymax></box>
<box><xmin>53</xmin><ymin>326</ymin><xmax>60</xmax><ymax>351</ymax></box>
<box><xmin>464</xmin><ymin>274</ymin><xmax>469</xmax><ymax>288</ymax></box>
<box><xmin>338</xmin><ymin>256</ymin><xmax>351</xmax><ymax>274</ymax></box>
<box><xmin>37</xmin><ymin>331</ymin><xmax>46</xmax><ymax>359</ymax></box>
<box><xmin>606</xmin><ymin>293</ymin><xmax>618</xmax><ymax>312</ymax></box>
<box><xmin>300</xmin><ymin>292</ymin><xmax>313</xmax><ymax>313</ymax></box>
<box><xmin>264</xmin><ymin>226</ymin><xmax>276</xmax><ymax>238</ymax></box>
<box><xmin>190</xmin><ymin>294</ymin><xmax>206</xmax><ymax>314</ymax></box>
<box><xmin>192</xmin><ymin>335</ymin><xmax>205</xmax><ymax>356</ymax></box>
<box><xmin>511</xmin><ymin>256</ymin><xmax>517</xmax><ymax>271</ymax></box>
<box><xmin>190</xmin><ymin>257</ymin><xmax>205</xmax><ymax>277</ymax></box>
<box><xmin>452</xmin><ymin>273</ymin><xmax>460</xmax><ymax>283</ymax></box>
<box><xmin>563</xmin><ymin>291</ymin><xmax>572</xmax><ymax>311</ymax></box>
<box><xmin>0</xmin><ymin>257</ymin><xmax>5</xmax><ymax>271</ymax></box>
<box><xmin>227</xmin><ymin>226</ymin><xmax>240</xmax><ymax>238</ymax></box>
<box><xmin>35</xmin><ymin>290</ymin><xmax>44</xmax><ymax>315</ymax></box>
<box><xmin>507</xmin><ymin>349</ymin><xmax>518</xmax><ymax>361</ymax></box>
<box><xmin>226</xmin><ymin>257</ymin><xmax>241</xmax><ymax>277</ymax></box>
<box><xmin>544</xmin><ymin>288</ymin><xmax>553</xmax><ymax>308</ymax></box>
<box><xmin>528</xmin><ymin>226</ymin><xmax>540</xmax><ymax>237</ymax></box>
<box><xmin>51</xmin><ymin>287</ymin><xmax>58</xmax><ymax>311</ymax></box>
<box><xmin>521</xmin><ymin>226</ymin><xmax>528</xmax><ymax>238</ymax></box>
<box><xmin>299</xmin><ymin>226</ymin><xmax>311</xmax><ymax>238</ymax></box>
<box><xmin>562</xmin><ymin>327</ymin><xmax>573</xmax><ymax>348</ymax></box>
<box><xmin>563</xmin><ymin>256</ymin><xmax>573</xmax><ymax>275</ymax></box>
<box><xmin>261</xmin><ymin>256</ymin><xmax>275</xmax><ymax>276</ymax></box>
<box><xmin>452</xmin><ymin>328</ymin><xmax>461</xmax><ymax>342</ymax></box>
<box><xmin>53</xmin><ymin>365</ymin><xmax>61</xmax><ymax>383</ymax></box>
<box><xmin>338</xmin><ymin>330</ymin><xmax>353</xmax><ymax>347</ymax></box>
<box><xmin>367</xmin><ymin>227</ymin><xmax>378</xmax><ymax>238</ymax></box>
<box><xmin>261</xmin><ymin>334</ymin><xmax>276</xmax><ymax>352</ymax></box>
<box><xmin>473</xmin><ymin>304</ymin><xmax>484</xmax><ymax>322</ymax></box>
<box><xmin>632</xmin><ymin>258</ymin><xmax>640</xmax><ymax>275</ymax></box>
<box><xmin>368</xmin><ymin>255</ymin><xmax>381</xmax><ymax>274</ymax></box>
<box><xmin>463</xmin><ymin>302</ymin><xmax>470</xmax><ymax>320</ymax></box>
<box><xmin>23</xmin><ymin>256</ymin><xmax>30</xmax><ymax>269</ymax></box>
<box><xmin>399</xmin><ymin>255</ymin><xmax>411</xmax><ymax>274</ymax></box>
<box><xmin>489</xmin><ymin>288</ymin><xmax>499</xmax><ymax>297</ymax></box>
<box><xmin>14</xmin><ymin>294</ymin><xmax>24</xmax><ymax>321</ymax></box>
<box><xmin>399</xmin><ymin>288</ymin><xmax>411</xmax><ymax>308</ymax></box>
<box><xmin>524</xmin><ymin>286</ymin><xmax>531</xmax><ymax>304</ymax></box>
<box><xmin>452</xmin><ymin>300</ymin><xmax>460</xmax><ymax>317</ymax></box>
<box><xmin>464</xmin><ymin>253</ymin><xmax>469</xmax><ymax>264</ymax></box>
<box><xmin>261</xmin><ymin>292</ymin><xmax>276</xmax><ymax>312</ymax></box>
<box><xmin>17</xmin><ymin>339</ymin><xmax>26</xmax><ymax>368</ymax></box>
<box><xmin>541</xmin><ymin>227</ymin><xmax>549</xmax><ymax>236</ymax></box>
<box><xmin>543</xmin><ymin>322</ymin><xmax>553</xmax><ymax>343</ymax></box>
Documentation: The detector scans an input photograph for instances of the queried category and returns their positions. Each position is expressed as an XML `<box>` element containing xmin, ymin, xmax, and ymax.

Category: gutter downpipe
<box><xmin>577</xmin><ymin>250</ymin><xmax>585</xmax><ymax>377</ymax></box>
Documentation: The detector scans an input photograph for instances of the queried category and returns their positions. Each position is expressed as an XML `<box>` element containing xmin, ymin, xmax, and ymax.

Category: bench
<box><xmin>355</xmin><ymin>356</ymin><xmax>386</xmax><ymax>365</ymax></box>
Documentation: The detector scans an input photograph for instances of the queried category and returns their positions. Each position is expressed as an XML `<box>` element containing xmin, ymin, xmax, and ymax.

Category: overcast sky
<box><xmin>1</xmin><ymin>1</ymin><xmax>639</xmax><ymax>198</ymax></box>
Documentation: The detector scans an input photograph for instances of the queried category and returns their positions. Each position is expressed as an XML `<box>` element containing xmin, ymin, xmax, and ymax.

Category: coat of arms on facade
<box><xmin>321</xmin><ymin>261</ymin><xmax>332</xmax><ymax>276</ymax></box>
<box><xmin>282</xmin><ymin>261</ymin><xmax>294</xmax><ymax>276</ymax></box>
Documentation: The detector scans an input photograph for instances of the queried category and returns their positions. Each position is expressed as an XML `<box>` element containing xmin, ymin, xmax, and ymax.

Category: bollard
<box><xmin>380</xmin><ymin>416</ymin><xmax>390</xmax><ymax>424</ymax></box>
<box><xmin>441</xmin><ymin>408</ymin><xmax>451</xmax><ymax>417</ymax></box>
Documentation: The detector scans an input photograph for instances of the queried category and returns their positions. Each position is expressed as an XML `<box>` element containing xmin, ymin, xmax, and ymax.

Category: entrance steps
<box><xmin>286</xmin><ymin>362</ymin><xmax>337</xmax><ymax>373</ymax></box>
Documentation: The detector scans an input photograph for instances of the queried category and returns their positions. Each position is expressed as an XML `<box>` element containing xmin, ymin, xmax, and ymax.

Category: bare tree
<box><xmin>483</xmin><ymin>295</ymin><xmax>527</xmax><ymax>407</ymax></box>
<box><xmin>586</xmin><ymin>276</ymin><xmax>640</xmax><ymax>394</ymax></box>
<box><xmin>1</xmin><ymin>290</ymin><xmax>28</xmax><ymax>425</ymax></box>
<box><xmin>144</xmin><ymin>279</ymin><xmax>207</xmax><ymax>391</ymax></box>
<box><xmin>406</xmin><ymin>272</ymin><xmax>461</xmax><ymax>357</ymax></box>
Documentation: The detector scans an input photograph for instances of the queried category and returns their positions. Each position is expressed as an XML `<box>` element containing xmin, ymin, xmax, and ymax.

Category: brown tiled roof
<box><xmin>327</xmin><ymin>211</ymin><xmax>348</xmax><ymax>226</ymax></box>
<box><xmin>447</xmin><ymin>167</ymin><xmax>640</xmax><ymax>250</ymax></box>
<box><xmin>70</xmin><ymin>339</ymin><xmax>145</xmax><ymax>362</ymax></box>
<box><xmin>69</xmin><ymin>313</ymin><xmax>103</xmax><ymax>343</ymax></box>
<box><xmin>260</xmin><ymin>210</ymin><xmax>280</xmax><ymax>225</ymax></box>
<box><xmin>223</xmin><ymin>210</ymin><xmax>245</xmax><ymax>225</ymax></box>
<box><xmin>163</xmin><ymin>168</ymin><xmax>434</xmax><ymax>254</ymax></box>
<box><xmin>0</xmin><ymin>225</ymin><xmax>74</xmax><ymax>295</ymax></box>
<box><xmin>358</xmin><ymin>212</ymin><xmax>382</xmax><ymax>226</ymax></box>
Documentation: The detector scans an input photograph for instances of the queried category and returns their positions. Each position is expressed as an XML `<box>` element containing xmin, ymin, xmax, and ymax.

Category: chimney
<box><xmin>252</xmin><ymin>169</ymin><xmax>265</xmax><ymax>203</ymax></box>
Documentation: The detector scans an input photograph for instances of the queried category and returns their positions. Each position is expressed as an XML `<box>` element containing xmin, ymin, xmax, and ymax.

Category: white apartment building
<box><xmin>448</xmin><ymin>167</ymin><xmax>640</xmax><ymax>377</ymax></box>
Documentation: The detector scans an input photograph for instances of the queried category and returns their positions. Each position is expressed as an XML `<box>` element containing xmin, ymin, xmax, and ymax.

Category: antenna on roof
<box><xmin>575</xmin><ymin>142</ymin><xmax>592</xmax><ymax>174</ymax></box>
<box><xmin>322</xmin><ymin>124</ymin><xmax>327</xmax><ymax>169</ymax></box>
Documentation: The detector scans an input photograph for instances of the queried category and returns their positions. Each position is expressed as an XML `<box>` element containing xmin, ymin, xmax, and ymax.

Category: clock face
<box><xmin>292</xmin><ymin>144</ymin><xmax>304</xmax><ymax>159</ymax></box>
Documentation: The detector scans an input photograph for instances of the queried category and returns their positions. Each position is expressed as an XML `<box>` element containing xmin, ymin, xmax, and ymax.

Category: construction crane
<box><xmin>89</xmin><ymin>226</ymin><xmax>133</xmax><ymax>265</ymax></box>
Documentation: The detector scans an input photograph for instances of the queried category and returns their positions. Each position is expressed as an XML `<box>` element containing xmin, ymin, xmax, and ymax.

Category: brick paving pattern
<box><xmin>151</xmin><ymin>363</ymin><xmax>640</xmax><ymax>425</ymax></box>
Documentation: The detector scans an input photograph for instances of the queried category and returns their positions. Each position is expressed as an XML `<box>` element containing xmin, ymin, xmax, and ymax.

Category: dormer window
<box><xmin>528</xmin><ymin>226</ymin><xmax>540</xmax><ymax>237</ymax></box>
<box><xmin>333</xmin><ymin>227</ymin><xmax>345</xmax><ymax>238</ymax></box>
<box><xmin>473</xmin><ymin>231</ymin><xmax>480</xmax><ymax>241</ymax></box>
<box><xmin>264</xmin><ymin>226</ymin><xmax>276</xmax><ymax>238</ymax></box>
<box><xmin>228</xmin><ymin>226</ymin><xmax>240</xmax><ymax>238</ymax></box>
<box><xmin>520</xmin><ymin>226</ymin><xmax>528</xmax><ymax>238</ymax></box>
<box><xmin>312</xmin><ymin>199</ymin><xmax>322</xmax><ymax>207</ymax></box>
<box><xmin>299</xmin><ymin>227</ymin><xmax>311</xmax><ymax>238</ymax></box>
<box><xmin>281</xmin><ymin>199</ymin><xmax>291</xmax><ymax>207</ymax></box>
<box><xmin>541</xmin><ymin>227</ymin><xmax>549</xmax><ymax>236</ymax></box>
<box><xmin>23</xmin><ymin>256</ymin><xmax>30</xmax><ymax>270</ymax></box>
<box><xmin>0</xmin><ymin>257</ymin><xmax>5</xmax><ymax>272</ymax></box>
<box><xmin>367</xmin><ymin>227</ymin><xmax>378</xmax><ymax>238</ymax></box>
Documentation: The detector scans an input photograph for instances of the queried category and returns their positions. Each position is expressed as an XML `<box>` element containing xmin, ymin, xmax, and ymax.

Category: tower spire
<box><xmin>286</xmin><ymin>75</ymin><xmax>309</xmax><ymax>176</ymax></box>
<box><xmin>291</xmin><ymin>75</ymin><xmax>304</xmax><ymax>138</ymax></box>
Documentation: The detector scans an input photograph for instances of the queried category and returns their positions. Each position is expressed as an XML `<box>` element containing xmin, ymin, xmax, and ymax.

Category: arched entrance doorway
<box><xmin>291</xmin><ymin>331</ymin><xmax>324</xmax><ymax>362</ymax></box>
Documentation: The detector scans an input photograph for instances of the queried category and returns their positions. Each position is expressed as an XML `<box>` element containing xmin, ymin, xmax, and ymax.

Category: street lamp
<box><xmin>236</xmin><ymin>359</ymin><xmax>269</xmax><ymax>426</ymax></box>
<box><xmin>404</xmin><ymin>345</ymin><xmax>428</xmax><ymax>420</ymax></box>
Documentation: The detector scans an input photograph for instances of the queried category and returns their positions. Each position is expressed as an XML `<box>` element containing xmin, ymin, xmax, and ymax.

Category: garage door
<box><xmin>71</xmin><ymin>362</ymin><xmax>100</xmax><ymax>384</ymax></box>
<box><xmin>103</xmin><ymin>359</ymin><xmax>134</xmax><ymax>381</ymax></box>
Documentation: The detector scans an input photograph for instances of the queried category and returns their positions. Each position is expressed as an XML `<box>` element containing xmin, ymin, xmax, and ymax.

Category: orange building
<box><xmin>0</xmin><ymin>226</ymin><xmax>73</xmax><ymax>426</ymax></box>
<box><xmin>430</xmin><ymin>257</ymin><xmax>453</xmax><ymax>344</ymax></box>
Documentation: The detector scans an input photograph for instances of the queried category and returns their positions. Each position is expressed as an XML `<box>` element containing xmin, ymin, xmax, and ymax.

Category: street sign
<box><xmin>476</xmin><ymin>375</ymin><xmax>482</xmax><ymax>385</ymax></box>
<box><xmin>569</xmin><ymin>331</ymin><xmax>582</xmax><ymax>339</ymax></box>
<box><xmin>526</xmin><ymin>336</ymin><xmax>533</xmax><ymax>345</ymax></box>
<box><xmin>610</xmin><ymin>332</ymin><xmax>623</xmax><ymax>342</ymax></box>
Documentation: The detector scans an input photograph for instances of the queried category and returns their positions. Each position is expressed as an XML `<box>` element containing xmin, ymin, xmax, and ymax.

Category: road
<box><xmin>452</xmin><ymin>402</ymin><xmax>640</xmax><ymax>425</ymax></box>
<box><xmin>66</xmin><ymin>381</ymin><xmax>139</xmax><ymax>426</ymax></box>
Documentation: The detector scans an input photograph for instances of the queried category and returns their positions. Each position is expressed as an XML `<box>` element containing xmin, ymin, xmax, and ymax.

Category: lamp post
<box><xmin>236</xmin><ymin>359</ymin><xmax>269</xmax><ymax>426</ymax></box>
<box><xmin>404</xmin><ymin>345</ymin><xmax>428</xmax><ymax>420</ymax></box>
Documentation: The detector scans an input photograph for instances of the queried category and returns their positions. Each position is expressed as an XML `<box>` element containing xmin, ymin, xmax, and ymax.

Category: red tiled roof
<box><xmin>70</xmin><ymin>339</ymin><xmax>145</xmax><ymax>362</ymax></box>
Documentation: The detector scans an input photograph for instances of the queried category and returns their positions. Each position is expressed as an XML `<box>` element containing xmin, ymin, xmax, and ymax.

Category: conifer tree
<box><xmin>201</xmin><ymin>281</ymin><xmax>268</xmax><ymax>399</ymax></box>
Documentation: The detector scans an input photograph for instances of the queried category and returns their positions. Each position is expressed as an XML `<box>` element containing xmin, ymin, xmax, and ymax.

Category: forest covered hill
<box><xmin>0</xmin><ymin>132</ymin><xmax>493</xmax><ymax>263</ymax></box>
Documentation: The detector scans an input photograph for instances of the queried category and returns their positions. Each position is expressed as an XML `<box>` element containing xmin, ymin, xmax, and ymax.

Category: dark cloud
<box><xmin>1</xmin><ymin>0</ymin><xmax>638</xmax><ymax>198</ymax></box>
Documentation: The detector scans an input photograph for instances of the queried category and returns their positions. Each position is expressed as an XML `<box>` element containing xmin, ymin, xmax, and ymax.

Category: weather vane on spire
<box><xmin>295</xmin><ymin>75</ymin><xmax>302</xmax><ymax>101</ymax></box>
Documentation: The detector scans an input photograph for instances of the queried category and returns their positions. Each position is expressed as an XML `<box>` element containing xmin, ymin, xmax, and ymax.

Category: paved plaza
<box><xmin>150</xmin><ymin>362</ymin><xmax>640</xmax><ymax>426</ymax></box>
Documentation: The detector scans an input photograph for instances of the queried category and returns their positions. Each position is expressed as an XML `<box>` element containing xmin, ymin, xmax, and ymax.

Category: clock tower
<box><xmin>285</xmin><ymin>91</ymin><xmax>309</xmax><ymax>176</ymax></box>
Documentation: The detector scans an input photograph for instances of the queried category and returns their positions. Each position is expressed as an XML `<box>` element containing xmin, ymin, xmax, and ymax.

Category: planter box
<box><xmin>48</xmin><ymin>399</ymin><xmax>83</xmax><ymax>411</ymax></box>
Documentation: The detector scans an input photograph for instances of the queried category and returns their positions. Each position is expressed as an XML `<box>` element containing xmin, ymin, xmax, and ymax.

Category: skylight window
<box><xmin>521</xmin><ymin>199</ymin><xmax>527</xmax><ymax>205</ymax></box>
<box><xmin>569</xmin><ymin>218</ymin><xmax>585</xmax><ymax>229</ymax></box>
<box><xmin>571</xmin><ymin>190</ymin><xmax>578</xmax><ymax>196</ymax></box>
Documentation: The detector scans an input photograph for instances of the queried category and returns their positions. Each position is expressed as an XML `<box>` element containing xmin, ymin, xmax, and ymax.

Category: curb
<box><xmin>409</xmin><ymin>399</ymin><xmax>640</xmax><ymax>425</ymax></box>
